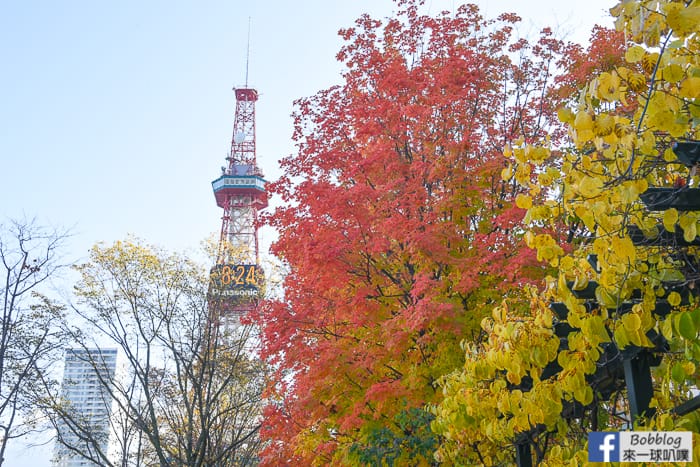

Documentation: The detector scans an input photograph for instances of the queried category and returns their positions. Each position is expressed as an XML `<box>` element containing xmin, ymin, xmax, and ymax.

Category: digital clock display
<box><xmin>208</xmin><ymin>264</ymin><xmax>264</xmax><ymax>305</ymax></box>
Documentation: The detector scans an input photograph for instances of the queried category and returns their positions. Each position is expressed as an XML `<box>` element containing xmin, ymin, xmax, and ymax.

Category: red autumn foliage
<box><xmin>250</xmin><ymin>1</ymin><xmax>604</xmax><ymax>464</ymax></box>
<box><xmin>555</xmin><ymin>25</ymin><xmax>627</xmax><ymax>101</ymax></box>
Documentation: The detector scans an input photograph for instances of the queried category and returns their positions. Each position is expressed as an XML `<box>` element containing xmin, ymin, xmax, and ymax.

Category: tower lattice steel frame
<box><xmin>210</xmin><ymin>87</ymin><xmax>267</xmax><ymax>317</ymax></box>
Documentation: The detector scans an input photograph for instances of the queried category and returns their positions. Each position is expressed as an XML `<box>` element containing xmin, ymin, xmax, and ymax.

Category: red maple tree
<box><xmin>252</xmin><ymin>2</ymin><xmax>617</xmax><ymax>464</ymax></box>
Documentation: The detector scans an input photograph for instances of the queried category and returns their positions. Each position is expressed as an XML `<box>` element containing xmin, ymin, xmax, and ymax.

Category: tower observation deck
<box><xmin>209</xmin><ymin>87</ymin><xmax>267</xmax><ymax>318</ymax></box>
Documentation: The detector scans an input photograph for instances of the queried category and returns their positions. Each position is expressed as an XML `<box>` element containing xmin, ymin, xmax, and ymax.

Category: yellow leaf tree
<box><xmin>47</xmin><ymin>239</ymin><xmax>265</xmax><ymax>467</ymax></box>
<box><xmin>434</xmin><ymin>0</ymin><xmax>700</xmax><ymax>464</ymax></box>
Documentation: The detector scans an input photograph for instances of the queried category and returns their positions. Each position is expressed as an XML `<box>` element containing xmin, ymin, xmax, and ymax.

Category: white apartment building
<box><xmin>54</xmin><ymin>348</ymin><xmax>117</xmax><ymax>467</ymax></box>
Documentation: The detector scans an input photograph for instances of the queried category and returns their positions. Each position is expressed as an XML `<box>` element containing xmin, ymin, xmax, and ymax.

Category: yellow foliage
<box><xmin>663</xmin><ymin>207</ymin><xmax>679</xmax><ymax>232</ymax></box>
<box><xmin>684</xmin><ymin>221</ymin><xmax>698</xmax><ymax>242</ymax></box>
<box><xmin>573</xmin><ymin>110</ymin><xmax>593</xmax><ymax>131</ymax></box>
<box><xmin>641</xmin><ymin>52</ymin><xmax>660</xmax><ymax>75</ymax></box>
<box><xmin>577</xmin><ymin>176</ymin><xmax>603</xmax><ymax>198</ymax></box>
<box><xmin>557</xmin><ymin>106</ymin><xmax>575</xmax><ymax>124</ymax></box>
<box><xmin>595</xmin><ymin>71</ymin><xmax>623</xmax><ymax>102</ymax></box>
<box><xmin>668</xmin><ymin>291</ymin><xmax>682</xmax><ymax>307</ymax></box>
<box><xmin>665</xmin><ymin>4</ymin><xmax>700</xmax><ymax>38</ymax></box>
<box><xmin>611</xmin><ymin>235</ymin><xmax>636</xmax><ymax>263</ymax></box>
<box><xmin>625</xmin><ymin>45</ymin><xmax>646</xmax><ymax>63</ymax></box>
<box><xmin>515</xmin><ymin>194</ymin><xmax>532</xmax><ymax>209</ymax></box>
<box><xmin>594</xmin><ymin>113</ymin><xmax>615</xmax><ymax>136</ymax></box>
<box><xmin>680</xmin><ymin>77</ymin><xmax>700</xmax><ymax>99</ymax></box>
<box><xmin>434</xmin><ymin>1</ymin><xmax>700</xmax><ymax>464</ymax></box>
<box><xmin>661</xmin><ymin>63</ymin><xmax>684</xmax><ymax>83</ymax></box>
<box><xmin>501</xmin><ymin>164</ymin><xmax>513</xmax><ymax>181</ymax></box>
<box><xmin>626</xmin><ymin>70</ymin><xmax>648</xmax><ymax>92</ymax></box>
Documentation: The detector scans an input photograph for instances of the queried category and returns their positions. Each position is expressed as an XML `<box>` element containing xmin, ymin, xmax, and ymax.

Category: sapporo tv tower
<box><xmin>209</xmin><ymin>38</ymin><xmax>267</xmax><ymax>320</ymax></box>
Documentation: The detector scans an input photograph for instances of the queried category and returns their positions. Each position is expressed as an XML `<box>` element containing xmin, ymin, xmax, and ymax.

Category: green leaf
<box><xmin>658</xmin><ymin>268</ymin><xmax>686</xmax><ymax>282</ymax></box>
<box><xmin>678</xmin><ymin>312</ymin><xmax>697</xmax><ymax>341</ymax></box>
<box><xmin>661</xmin><ymin>317</ymin><xmax>674</xmax><ymax>340</ymax></box>
<box><xmin>671</xmin><ymin>362</ymin><xmax>686</xmax><ymax>384</ymax></box>
<box><xmin>690</xmin><ymin>308</ymin><xmax>700</xmax><ymax>329</ymax></box>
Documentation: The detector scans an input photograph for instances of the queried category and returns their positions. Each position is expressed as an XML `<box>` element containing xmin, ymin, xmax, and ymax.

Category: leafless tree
<box><xmin>0</xmin><ymin>219</ymin><xmax>69</xmax><ymax>466</ymax></box>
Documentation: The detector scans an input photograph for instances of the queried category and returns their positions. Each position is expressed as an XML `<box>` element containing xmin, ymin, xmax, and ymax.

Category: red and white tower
<box><xmin>209</xmin><ymin>87</ymin><xmax>267</xmax><ymax>318</ymax></box>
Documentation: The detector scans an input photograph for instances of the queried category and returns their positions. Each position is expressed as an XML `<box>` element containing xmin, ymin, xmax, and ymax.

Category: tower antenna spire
<box><xmin>245</xmin><ymin>17</ymin><xmax>251</xmax><ymax>87</ymax></box>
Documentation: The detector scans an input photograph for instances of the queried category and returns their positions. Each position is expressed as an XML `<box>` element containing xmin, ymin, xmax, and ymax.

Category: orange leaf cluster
<box><xmin>251</xmin><ymin>1</ymin><xmax>582</xmax><ymax>464</ymax></box>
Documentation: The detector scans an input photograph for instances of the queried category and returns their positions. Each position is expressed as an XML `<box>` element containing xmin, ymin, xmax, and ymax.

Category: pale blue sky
<box><xmin>1</xmin><ymin>0</ymin><xmax>613</xmax><ymax>464</ymax></box>
<box><xmin>0</xmin><ymin>0</ymin><xmax>613</xmax><ymax>265</ymax></box>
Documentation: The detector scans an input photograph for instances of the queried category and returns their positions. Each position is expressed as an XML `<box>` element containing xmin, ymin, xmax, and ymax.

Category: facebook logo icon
<box><xmin>589</xmin><ymin>432</ymin><xmax>620</xmax><ymax>462</ymax></box>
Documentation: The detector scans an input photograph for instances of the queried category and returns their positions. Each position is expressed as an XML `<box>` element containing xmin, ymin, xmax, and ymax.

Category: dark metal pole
<box><xmin>623</xmin><ymin>352</ymin><xmax>656</xmax><ymax>422</ymax></box>
<box><xmin>516</xmin><ymin>442</ymin><xmax>532</xmax><ymax>467</ymax></box>
<box><xmin>671</xmin><ymin>395</ymin><xmax>700</xmax><ymax>416</ymax></box>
